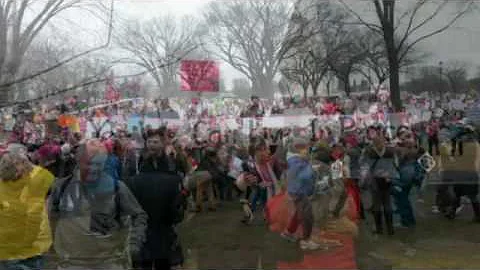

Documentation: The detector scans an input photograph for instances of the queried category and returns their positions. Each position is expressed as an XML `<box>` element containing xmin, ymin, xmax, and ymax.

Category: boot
<box><xmin>373</xmin><ymin>211</ymin><xmax>383</xmax><ymax>234</ymax></box>
<box><xmin>385</xmin><ymin>211</ymin><xmax>395</xmax><ymax>236</ymax></box>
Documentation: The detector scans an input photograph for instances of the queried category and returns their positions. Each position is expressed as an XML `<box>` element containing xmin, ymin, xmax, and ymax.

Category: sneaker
<box><xmin>280</xmin><ymin>232</ymin><xmax>298</xmax><ymax>243</ymax></box>
<box><xmin>300</xmin><ymin>240</ymin><xmax>321</xmax><ymax>251</ymax></box>
<box><xmin>432</xmin><ymin>206</ymin><xmax>440</xmax><ymax>214</ymax></box>
<box><xmin>241</xmin><ymin>213</ymin><xmax>254</xmax><ymax>225</ymax></box>
<box><xmin>456</xmin><ymin>204</ymin><xmax>465</xmax><ymax>215</ymax></box>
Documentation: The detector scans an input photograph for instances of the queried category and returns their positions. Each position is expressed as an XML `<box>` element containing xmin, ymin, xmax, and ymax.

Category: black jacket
<box><xmin>126</xmin><ymin>171</ymin><xmax>185</xmax><ymax>261</ymax></box>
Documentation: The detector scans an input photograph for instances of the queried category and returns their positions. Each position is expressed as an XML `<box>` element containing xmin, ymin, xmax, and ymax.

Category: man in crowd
<box><xmin>48</xmin><ymin>140</ymin><xmax>147</xmax><ymax>269</ymax></box>
<box><xmin>126</xmin><ymin>136</ymin><xmax>186</xmax><ymax>269</ymax></box>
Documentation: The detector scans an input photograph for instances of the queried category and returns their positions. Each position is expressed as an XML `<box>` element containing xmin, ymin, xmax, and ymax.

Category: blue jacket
<box><xmin>287</xmin><ymin>155</ymin><xmax>316</xmax><ymax>197</ymax></box>
<box><xmin>105</xmin><ymin>154</ymin><xmax>122</xmax><ymax>182</ymax></box>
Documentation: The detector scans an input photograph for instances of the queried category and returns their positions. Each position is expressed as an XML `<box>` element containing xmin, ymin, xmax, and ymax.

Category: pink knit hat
<box><xmin>344</xmin><ymin>133</ymin><xmax>359</xmax><ymax>148</ymax></box>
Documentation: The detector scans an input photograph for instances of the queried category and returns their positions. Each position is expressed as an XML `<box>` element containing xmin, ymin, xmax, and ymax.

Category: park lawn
<box><xmin>181</xmin><ymin>188</ymin><xmax>480</xmax><ymax>269</ymax></box>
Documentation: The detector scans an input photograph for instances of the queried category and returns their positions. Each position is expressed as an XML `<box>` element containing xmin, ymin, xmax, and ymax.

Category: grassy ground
<box><xmin>43</xmin><ymin>185</ymin><xmax>479</xmax><ymax>269</ymax></box>
<box><xmin>356</xmin><ymin>185</ymin><xmax>480</xmax><ymax>269</ymax></box>
<box><xmin>180</xmin><ymin>185</ymin><xmax>480</xmax><ymax>269</ymax></box>
<box><xmin>178</xmin><ymin>202</ymin><xmax>303</xmax><ymax>269</ymax></box>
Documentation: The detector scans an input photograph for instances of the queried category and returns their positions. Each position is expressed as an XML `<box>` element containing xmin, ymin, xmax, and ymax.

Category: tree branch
<box><xmin>338</xmin><ymin>0</ymin><xmax>383</xmax><ymax>34</ymax></box>
<box><xmin>0</xmin><ymin>0</ymin><xmax>114</xmax><ymax>88</ymax></box>
<box><xmin>398</xmin><ymin>1</ymin><xmax>473</xmax><ymax>63</ymax></box>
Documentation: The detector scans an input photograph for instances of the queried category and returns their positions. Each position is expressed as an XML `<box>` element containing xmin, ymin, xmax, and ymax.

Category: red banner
<box><xmin>180</xmin><ymin>60</ymin><xmax>220</xmax><ymax>92</ymax></box>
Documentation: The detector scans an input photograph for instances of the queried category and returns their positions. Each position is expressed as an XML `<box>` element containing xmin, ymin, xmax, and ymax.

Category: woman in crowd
<box><xmin>361</xmin><ymin>126</ymin><xmax>399</xmax><ymax>235</ymax></box>
<box><xmin>393</xmin><ymin>127</ymin><xmax>426</xmax><ymax>228</ymax></box>
<box><xmin>249</xmin><ymin>137</ymin><xmax>279</xmax><ymax>220</ymax></box>
<box><xmin>0</xmin><ymin>148</ymin><xmax>55</xmax><ymax>270</ymax></box>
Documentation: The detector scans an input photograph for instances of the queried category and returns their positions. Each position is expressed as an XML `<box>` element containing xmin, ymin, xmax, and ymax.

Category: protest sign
<box><xmin>180</xmin><ymin>60</ymin><xmax>220</xmax><ymax>92</ymax></box>
<box><xmin>127</xmin><ymin>116</ymin><xmax>143</xmax><ymax>132</ymax></box>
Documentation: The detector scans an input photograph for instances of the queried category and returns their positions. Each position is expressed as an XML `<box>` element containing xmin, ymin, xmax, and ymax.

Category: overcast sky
<box><xmin>41</xmin><ymin>0</ymin><xmax>480</xmax><ymax>88</ymax></box>
<box><xmin>114</xmin><ymin>0</ymin><xmax>480</xmax><ymax>79</ymax></box>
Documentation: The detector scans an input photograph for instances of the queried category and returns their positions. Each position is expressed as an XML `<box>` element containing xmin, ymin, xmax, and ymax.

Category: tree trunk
<box><xmin>381</xmin><ymin>0</ymin><xmax>402</xmax><ymax>112</ymax></box>
<box><xmin>326</xmin><ymin>79</ymin><xmax>331</xmax><ymax>97</ymax></box>
<box><xmin>253</xmin><ymin>76</ymin><xmax>274</xmax><ymax>99</ymax></box>
<box><xmin>388</xmin><ymin>58</ymin><xmax>402</xmax><ymax>111</ymax></box>
<box><xmin>312</xmin><ymin>82</ymin><xmax>320</xmax><ymax>97</ymax></box>
<box><xmin>0</xmin><ymin>86</ymin><xmax>10</xmax><ymax>107</ymax></box>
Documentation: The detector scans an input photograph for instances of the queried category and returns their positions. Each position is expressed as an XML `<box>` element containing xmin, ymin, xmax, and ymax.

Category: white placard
<box><xmin>86</xmin><ymin>117</ymin><xmax>112</xmax><ymax>139</ymax></box>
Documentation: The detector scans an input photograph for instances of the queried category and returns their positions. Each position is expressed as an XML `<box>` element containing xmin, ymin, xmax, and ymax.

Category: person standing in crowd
<box><xmin>194</xmin><ymin>147</ymin><xmax>221</xmax><ymax>212</ymax></box>
<box><xmin>310</xmin><ymin>140</ymin><xmax>334</xmax><ymax>237</ymax></box>
<box><xmin>438</xmin><ymin>126</ymin><xmax>480</xmax><ymax>222</ymax></box>
<box><xmin>0</xmin><ymin>149</ymin><xmax>54</xmax><ymax>270</ymax></box>
<box><xmin>393</xmin><ymin>127</ymin><xmax>425</xmax><ymax>228</ymax></box>
<box><xmin>249</xmin><ymin>138</ymin><xmax>279</xmax><ymax>219</ymax></box>
<box><xmin>48</xmin><ymin>140</ymin><xmax>147</xmax><ymax>269</ymax></box>
<box><xmin>139</xmin><ymin>128</ymin><xmax>172</xmax><ymax>173</ymax></box>
<box><xmin>158</xmin><ymin>99</ymin><xmax>180</xmax><ymax>120</ymax></box>
<box><xmin>361</xmin><ymin>126</ymin><xmax>399</xmax><ymax>235</ymax></box>
<box><xmin>342</xmin><ymin>134</ymin><xmax>364</xmax><ymax>219</ymax></box>
<box><xmin>330</xmin><ymin>143</ymin><xmax>349</xmax><ymax>218</ymax></box>
<box><xmin>450</xmin><ymin>111</ymin><xmax>465</xmax><ymax>156</ymax></box>
<box><xmin>427</xmin><ymin>118</ymin><xmax>440</xmax><ymax>155</ymax></box>
<box><xmin>281</xmin><ymin>137</ymin><xmax>319</xmax><ymax>250</ymax></box>
<box><xmin>126</xmin><ymin>147</ymin><xmax>187</xmax><ymax>270</ymax></box>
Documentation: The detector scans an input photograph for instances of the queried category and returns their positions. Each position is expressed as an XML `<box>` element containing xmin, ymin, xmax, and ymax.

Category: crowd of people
<box><xmin>1</xmin><ymin>93</ymin><xmax>479</xmax><ymax>270</ymax></box>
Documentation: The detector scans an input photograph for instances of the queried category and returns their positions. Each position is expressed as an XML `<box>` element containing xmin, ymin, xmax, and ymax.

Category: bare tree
<box><xmin>443</xmin><ymin>61</ymin><xmax>469</xmax><ymax>93</ymax></box>
<box><xmin>21</xmin><ymin>40</ymin><xmax>113</xmax><ymax>103</ymax></box>
<box><xmin>322</xmin><ymin>22</ymin><xmax>367</xmax><ymax>97</ymax></box>
<box><xmin>355</xmin><ymin>31</ymin><xmax>389</xmax><ymax>93</ymax></box>
<box><xmin>203</xmin><ymin>0</ymin><xmax>300</xmax><ymax>98</ymax></box>
<box><xmin>0</xmin><ymin>0</ymin><xmax>110</xmax><ymax>105</ymax></box>
<box><xmin>281</xmin><ymin>0</ymin><xmax>357</xmax><ymax>98</ymax></box>
<box><xmin>339</xmin><ymin>0</ymin><xmax>477</xmax><ymax>111</ymax></box>
<box><xmin>116</xmin><ymin>15</ymin><xmax>201</xmax><ymax>97</ymax></box>
<box><xmin>231</xmin><ymin>78</ymin><xmax>252</xmax><ymax>99</ymax></box>
<box><xmin>280</xmin><ymin>54</ymin><xmax>310</xmax><ymax>99</ymax></box>
<box><xmin>278</xmin><ymin>77</ymin><xmax>294</xmax><ymax>99</ymax></box>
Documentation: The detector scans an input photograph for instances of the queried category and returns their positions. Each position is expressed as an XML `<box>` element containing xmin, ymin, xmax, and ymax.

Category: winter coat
<box><xmin>48</xmin><ymin>170</ymin><xmax>147</xmax><ymax>269</ymax></box>
<box><xmin>126</xmin><ymin>171</ymin><xmax>185</xmax><ymax>262</ymax></box>
<box><xmin>287</xmin><ymin>154</ymin><xmax>316</xmax><ymax>197</ymax></box>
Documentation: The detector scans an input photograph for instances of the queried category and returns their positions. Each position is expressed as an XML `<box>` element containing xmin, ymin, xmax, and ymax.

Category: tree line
<box><xmin>0</xmin><ymin>0</ymin><xmax>477</xmax><ymax>111</ymax></box>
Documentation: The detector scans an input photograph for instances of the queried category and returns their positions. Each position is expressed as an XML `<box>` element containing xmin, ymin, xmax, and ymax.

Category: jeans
<box><xmin>428</xmin><ymin>135</ymin><xmax>439</xmax><ymax>156</ymax></box>
<box><xmin>392</xmin><ymin>185</ymin><xmax>416</xmax><ymax>227</ymax></box>
<box><xmin>371</xmin><ymin>178</ymin><xmax>394</xmax><ymax>234</ymax></box>
<box><xmin>286</xmin><ymin>196</ymin><xmax>314</xmax><ymax>240</ymax></box>
<box><xmin>0</xmin><ymin>255</ymin><xmax>44</xmax><ymax>270</ymax></box>
<box><xmin>193</xmin><ymin>171</ymin><xmax>216</xmax><ymax>211</ymax></box>
<box><xmin>451</xmin><ymin>138</ymin><xmax>463</xmax><ymax>156</ymax></box>
<box><xmin>312</xmin><ymin>193</ymin><xmax>331</xmax><ymax>229</ymax></box>
<box><xmin>251</xmin><ymin>186</ymin><xmax>268</xmax><ymax>213</ymax></box>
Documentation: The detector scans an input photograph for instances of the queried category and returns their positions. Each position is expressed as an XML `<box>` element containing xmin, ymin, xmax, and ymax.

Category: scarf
<box><xmin>255</xmin><ymin>160</ymin><xmax>277</xmax><ymax>186</ymax></box>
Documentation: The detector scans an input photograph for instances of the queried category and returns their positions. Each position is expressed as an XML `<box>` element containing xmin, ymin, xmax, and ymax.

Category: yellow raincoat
<box><xmin>0</xmin><ymin>166</ymin><xmax>54</xmax><ymax>260</ymax></box>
